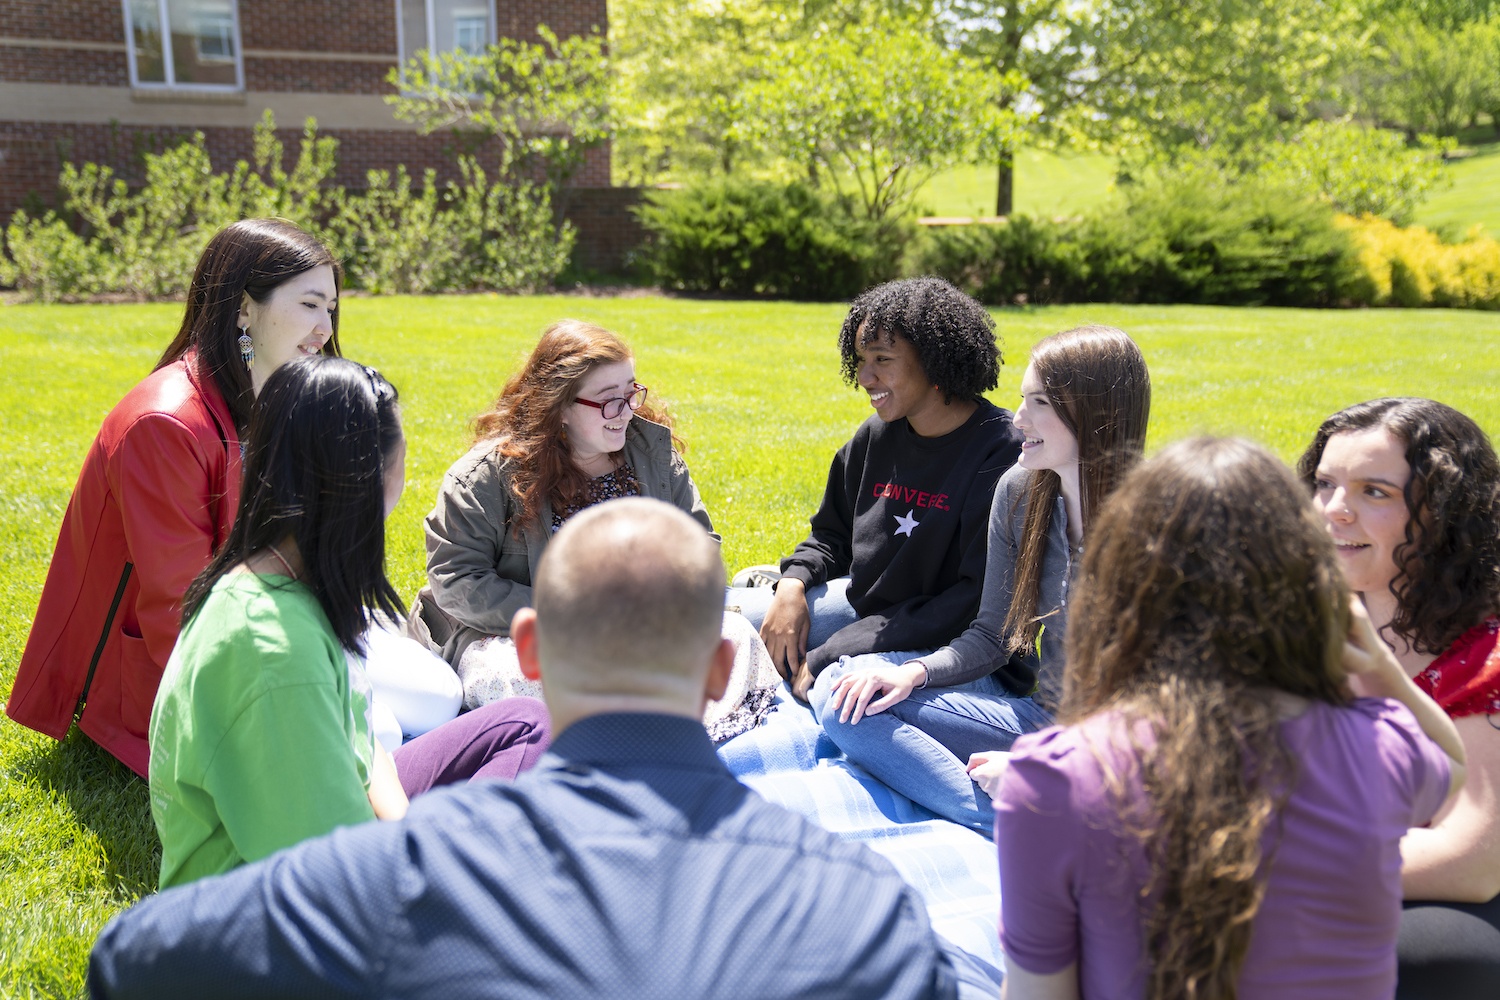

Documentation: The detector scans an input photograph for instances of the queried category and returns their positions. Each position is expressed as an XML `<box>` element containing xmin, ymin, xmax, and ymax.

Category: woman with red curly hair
<box><xmin>420</xmin><ymin>320</ymin><xmax>718</xmax><ymax>708</ymax></box>
<box><xmin>1301</xmin><ymin>397</ymin><xmax>1500</xmax><ymax>998</ymax></box>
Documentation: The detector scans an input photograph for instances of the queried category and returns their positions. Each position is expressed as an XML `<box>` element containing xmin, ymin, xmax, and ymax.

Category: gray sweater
<box><xmin>424</xmin><ymin>418</ymin><xmax>716</xmax><ymax>664</ymax></box>
<box><xmin>916</xmin><ymin>463</ymin><xmax>1073</xmax><ymax>708</ymax></box>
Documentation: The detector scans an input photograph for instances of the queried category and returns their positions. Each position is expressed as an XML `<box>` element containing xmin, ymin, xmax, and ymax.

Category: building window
<box><xmin>397</xmin><ymin>0</ymin><xmax>496</xmax><ymax>64</ymax></box>
<box><xmin>124</xmin><ymin>0</ymin><xmax>243</xmax><ymax>89</ymax></box>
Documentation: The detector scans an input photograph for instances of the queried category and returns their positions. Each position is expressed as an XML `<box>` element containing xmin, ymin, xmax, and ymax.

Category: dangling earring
<box><xmin>238</xmin><ymin>323</ymin><xmax>253</xmax><ymax>371</ymax></box>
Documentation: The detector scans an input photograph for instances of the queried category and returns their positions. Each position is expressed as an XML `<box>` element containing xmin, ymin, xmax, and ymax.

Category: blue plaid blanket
<box><xmin>718</xmin><ymin>690</ymin><xmax>1005</xmax><ymax>985</ymax></box>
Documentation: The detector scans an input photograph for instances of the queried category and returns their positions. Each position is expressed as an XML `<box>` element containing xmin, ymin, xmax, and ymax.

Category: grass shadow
<box><xmin>13</xmin><ymin>727</ymin><xmax>159</xmax><ymax>901</ymax></box>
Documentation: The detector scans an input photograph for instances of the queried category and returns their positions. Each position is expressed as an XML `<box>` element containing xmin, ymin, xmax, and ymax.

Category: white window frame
<box><xmin>122</xmin><ymin>0</ymin><xmax>245</xmax><ymax>91</ymax></box>
<box><xmin>395</xmin><ymin>0</ymin><xmax>498</xmax><ymax>73</ymax></box>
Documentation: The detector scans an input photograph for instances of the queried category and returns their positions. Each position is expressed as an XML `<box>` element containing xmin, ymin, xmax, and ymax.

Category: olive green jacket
<box><xmin>421</xmin><ymin>418</ymin><xmax>717</xmax><ymax>664</ymax></box>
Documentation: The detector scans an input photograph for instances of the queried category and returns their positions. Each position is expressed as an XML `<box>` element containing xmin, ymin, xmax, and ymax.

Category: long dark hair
<box><xmin>837</xmin><ymin>276</ymin><xmax>1001</xmax><ymax>403</ymax></box>
<box><xmin>157</xmin><ymin>218</ymin><xmax>343</xmax><ymax>432</ymax></box>
<box><xmin>473</xmin><ymin>319</ymin><xmax>673</xmax><ymax>531</ymax></box>
<box><xmin>1064</xmin><ymin>437</ymin><xmax>1350</xmax><ymax>1000</ymax></box>
<box><xmin>182</xmin><ymin>356</ymin><xmax>404</xmax><ymax>654</ymax></box>
<box><xmin>1297</xmin><ymin>397</ymin><xmax>1500</xmax><ymax>654</ymax></box>
<box><xmin>1004</xmin><ymin>325</ymin><xmax>1151</xmax><ymax>654</ymax></box>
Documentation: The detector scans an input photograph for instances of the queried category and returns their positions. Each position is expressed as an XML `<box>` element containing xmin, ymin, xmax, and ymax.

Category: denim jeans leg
<box><xmin>818</xmin><ymin>662</ymin><xmax>1053</xmax><ymax>832</ymax></box>
<box><xmin>727</xmin><ymin>576</ymin><xmax>859</xmax><ymax>652</ymax></box>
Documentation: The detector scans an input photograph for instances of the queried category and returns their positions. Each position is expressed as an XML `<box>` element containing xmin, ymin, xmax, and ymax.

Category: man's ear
<box><xmin>704</xmin><ymin>638</ymin><xmax>734</xmax><ymax>703</ymax></box>
<box><xmin>513</xmin><ymin>608</ymin><xmax>542</xmax><ymax>681</ymax></box>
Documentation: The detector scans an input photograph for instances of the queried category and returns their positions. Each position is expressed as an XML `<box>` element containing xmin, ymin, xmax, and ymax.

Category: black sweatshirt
<box><xmin>780</xmin><ymin>400</ymin><xmax>1023</xmax><ymax>675</ymax></box>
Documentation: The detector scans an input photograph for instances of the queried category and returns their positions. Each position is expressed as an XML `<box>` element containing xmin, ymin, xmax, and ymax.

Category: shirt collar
<box><xmin>548</xmin><ymin>713</ymin><xmax>728</xmax><ymax>773</ymax></box>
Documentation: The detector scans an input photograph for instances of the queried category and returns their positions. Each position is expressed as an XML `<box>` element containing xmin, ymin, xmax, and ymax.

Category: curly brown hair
<box><xmin>1297</xmin><ymin>397</ymin><xmax>1500</xmax><ymax>654</ymax></box>
<box><xmin>1064</xmin><ymin>437</ymin><xmax>1350</xmax><ymax>1000</ymax></box>
<box><xmin>1003</xmin><ymin>325</ymin><xmax>1151</xmax><ymax>656</ymax></box>
<box><xmin>473</xmin><ymin>320</ymin><xmax>672</xmax><ymax>531</ymax></box>
<box><xmin>837</xmin><ymin>276</ymin><xmax>1000</xmax><ymax>403</ymax></box>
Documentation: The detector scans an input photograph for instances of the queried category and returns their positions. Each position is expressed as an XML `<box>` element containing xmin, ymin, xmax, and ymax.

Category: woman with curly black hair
<box><xmin>814</xmin><ymin>326</ymin><xmax>1150</xmax><ymax>831</ymax></box>
<box><xmin>733</xmin><ymin>277</ymin><xmax>1023</xmax><ymax>701</ymax></box>
<box><xmin>1300</xmin><ymin>398</ymin><xmax>1500</xmax><ymax>998</ymax></box>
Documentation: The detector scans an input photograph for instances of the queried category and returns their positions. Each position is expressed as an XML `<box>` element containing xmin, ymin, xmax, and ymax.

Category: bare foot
<box><xmin>790</xmin><ymin>662</ymin><xmax>816</xmax><ymax>703</ymax></box>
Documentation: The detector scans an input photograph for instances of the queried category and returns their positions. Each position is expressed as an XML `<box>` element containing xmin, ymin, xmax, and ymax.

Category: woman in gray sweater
<box><xmin>810</xmin><ymin>326</ymin><xmax>1150</xmax><ymax>830</ymax></box>
<box><xmin>421</xmin><ymin>320</ymin><xmax>717</xmax><ymax>707</ymax></box>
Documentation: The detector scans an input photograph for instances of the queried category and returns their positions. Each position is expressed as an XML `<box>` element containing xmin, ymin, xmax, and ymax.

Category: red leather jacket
<box><xmin>6</xmin><ymin>356</ymin><xmax>241</xmax><ymax>777</ymax></box>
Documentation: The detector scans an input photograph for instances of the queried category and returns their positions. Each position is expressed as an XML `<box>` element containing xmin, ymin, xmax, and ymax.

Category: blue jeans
<box><xmin>810</xmin><ymin>650</ymin><xmax>1054</xmax><ymax>832</ymax></box>
<box><xmin>727</xmin><ymin>577</ymin><xmax>859</xmax><ymax>660</ymax></box>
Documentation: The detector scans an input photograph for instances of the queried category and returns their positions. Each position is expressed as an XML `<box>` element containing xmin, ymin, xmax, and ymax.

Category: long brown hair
<box><xmin>1063</xmin><ymin>437</ymin><xmax>1350</xmax><ymax>1000</ymax></box>
<box><xmin>474</xmin><ymin>320</ymin><xmax>672</xmax><ymax>529</ymax></box>
<box><xmin>1004</xmin><ymin>325</ymin><xmax>1151</xmax><ymax>654</ymax></box>
<box><xmin>1297</xmin><ymin>397</ymin><xmax>1500</xmax><ymax>653</ymax></box>
<box><xmin>156</xmin><ymin>218</ymin><xmax>342</xmax><ymax>432</ymax></box>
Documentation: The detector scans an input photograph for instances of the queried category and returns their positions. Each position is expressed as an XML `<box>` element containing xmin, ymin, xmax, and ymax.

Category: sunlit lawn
<box><xmin>1412</xmin><ymin>137</ymin><xmax>1500</xmax><ymax>240</ymax></box>
<box><xmin>2</xmin><ymin>295</ymin><xmax>1499</xmax><ymax>996</ymax></box>
<box><xmin>917</xmin><ymin>147</ymin><xmax>1118</xmax><ymax>219</ymax></box>
<box><xmin>925</xmin><ymin>135</ymin><xmax>1500</xmax><ymax>241</ymax></box>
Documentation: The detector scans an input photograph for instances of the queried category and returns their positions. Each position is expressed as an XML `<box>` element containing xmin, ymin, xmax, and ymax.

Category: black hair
<box><xmin>837</xmin><ymin>276</ymin><xmax>1001</xmax><ymax>402</ymax></box>
<box><xmin>1297</xmin><ymin>397</ymin><xmax>1500</xmax><ymax>653</ymax></box>
<box><xmin>182</xmin><ymin>355</ymin><xmax>405</xmax><ymax>654</ymax></box>
<box><xmin>157</xmin><ymin>218</ymin><xmax>343</xmax><ymax>433</ymax></box>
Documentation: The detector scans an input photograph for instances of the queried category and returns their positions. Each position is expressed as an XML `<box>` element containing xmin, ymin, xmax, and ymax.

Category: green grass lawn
<box><xmin>1412</xmin><ymin>139</ymin><xmax>1500</xmax><ymax>240</ymax></box>
<box><xmin>924</xmin><ymin>136</ymin><xmax>1500</xmax><ymax>239</ymax></box>
<box><xmin>916</xmin><ymin>147</ymin><xmax>1118</xmax><ymax>219</ymax></box>
<box><xmin>3</xmin><ymin>296</ymin><xmax>1500</xmax><ymax>996</ymax></box>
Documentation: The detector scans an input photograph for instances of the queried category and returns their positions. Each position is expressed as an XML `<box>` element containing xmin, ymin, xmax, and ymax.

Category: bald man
<box><xmin>89</xmin><ymin>499</ymin><xmax>963</xmax><ymax>1000</ymax></box>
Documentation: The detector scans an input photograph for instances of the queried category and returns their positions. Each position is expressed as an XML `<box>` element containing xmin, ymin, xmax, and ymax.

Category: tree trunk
<box><xmin>996</xmin><ymin>147</ymin><xmax>1014</xmax><ymax>217</ymax></box>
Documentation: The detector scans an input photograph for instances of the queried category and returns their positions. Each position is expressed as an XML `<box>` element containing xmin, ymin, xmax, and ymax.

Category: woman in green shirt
<box><xmin>150</xmin><ymin>356</ymin><xmax>550</xmax><ymax>889</ymax></box>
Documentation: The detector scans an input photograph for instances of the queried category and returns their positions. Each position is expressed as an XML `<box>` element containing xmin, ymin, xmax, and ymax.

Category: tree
<box><xmin>940</xmin><ymin>0</ymin><xmax>1369</xmax><ymax>214</ymax></box>
<box><xmin>384</xmin><ymin>26</ymin><xmax>609</xmax><ymax>205</ymax></box>
<box><xmin>939</xmin><ymin>0</ymin><xmax>1096</xmax><ymax>215</ymax></box>
<box><xmin>609</xmin><ymin>0</ymin><xmax>792</xmax><ymax>184</ymax></box>
<box><xmin>737</xmin><ymin>15</ymin><xmax>1023</xmax><ymax>227</ymax></box>
<box><xmin>1256</xmin><ymin>119</ymin><xmax>1451</xmax><ymax>222</ymax></box>
<box><xmin>1359</xmin><ymin>17</ymin><xmax>1489</xmax><ymax>137</ymax></box>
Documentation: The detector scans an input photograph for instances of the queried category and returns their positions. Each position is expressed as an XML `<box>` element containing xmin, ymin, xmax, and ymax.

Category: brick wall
<box><xmin>0</xmin><ymin>0</ymin><xmax>124</xmax><ymax>43</ymax></box>
<box><xmin>238</xmin><ymin>1</ymin><xmax>397</xmax><ymax>55</ymax></box>
<box><xmin>560</xmin><ymin>186</ymin><xmax>647</xmax><ymax>274</ymax></box>
<box><xmin>243</xmin><ymin>57</ymin><xmax>395</xmax><ymax>95</ymax></box>
<box><xmin>0</xmin><ymin>120</ymin><xmax>608</xmax><ymax>213</ymax></box>
<box><xmin>0</xmin><ymin>0</ymin><xmax>616</xmax><ymax>267</ymax></box>
<box><xmin>497</xmin><ymin>0</ymin><xmax>607</xmax><ymax>44</ymax></box>
<box><xmin>0</xmin><ymin>46</ymin><xmax>128</xmax><ymax>85</ymax></box>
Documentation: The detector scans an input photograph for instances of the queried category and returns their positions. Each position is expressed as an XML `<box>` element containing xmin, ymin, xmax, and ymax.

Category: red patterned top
<box><xmin>1414</xmin><ymin>616</ymin><xmax>1500</xmax><ymax>719</ymax></box>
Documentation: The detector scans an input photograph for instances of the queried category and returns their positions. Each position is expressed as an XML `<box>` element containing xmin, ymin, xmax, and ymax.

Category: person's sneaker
<box><xmin>731</xmin><ymin>564</ymin><xmax>782</xmax><ymax>588</ymax></box>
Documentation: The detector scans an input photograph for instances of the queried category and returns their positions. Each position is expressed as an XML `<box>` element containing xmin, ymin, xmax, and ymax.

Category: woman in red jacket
<box><xmin>6</xmin><ymin>218</ymin><xmax>342</xmax><ymax>776</ymax></box>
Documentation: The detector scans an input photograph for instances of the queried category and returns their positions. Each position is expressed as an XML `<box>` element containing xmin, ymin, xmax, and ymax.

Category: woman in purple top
<box><xmin>993</xmin><ymin>437</ymin><xmax>1465</xmax><ymax>1000</ymax></box>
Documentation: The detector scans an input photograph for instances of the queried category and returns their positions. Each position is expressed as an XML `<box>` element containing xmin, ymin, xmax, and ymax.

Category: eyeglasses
<box><xmin>574</xmin><ymin>383</ymin><xmax>648</xmax><ymax>421</ymax></box>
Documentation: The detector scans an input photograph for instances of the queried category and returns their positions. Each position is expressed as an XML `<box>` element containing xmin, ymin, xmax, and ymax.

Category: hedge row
<box><xmin>635</xmin><ymin>176</ymin><xmax>1500</xmax><ymax>309</ymax></box>
<box><xmin>0</xmin><ymin>113</ymin><xmax>574</xmax><ymax>302</ymax></box>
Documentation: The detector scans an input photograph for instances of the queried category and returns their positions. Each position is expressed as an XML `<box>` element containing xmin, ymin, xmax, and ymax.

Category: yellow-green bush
<box><xmin>1339</xmin><ymin>215</ymin><xmax>1500</xmax><ymax>309</ymax></box>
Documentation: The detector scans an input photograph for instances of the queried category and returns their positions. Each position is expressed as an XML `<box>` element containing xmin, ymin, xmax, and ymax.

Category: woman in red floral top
<box><xmin>1301</xmin><ymin>398</ymin><xmax>1500</xmax><ymax>997</ymax></box>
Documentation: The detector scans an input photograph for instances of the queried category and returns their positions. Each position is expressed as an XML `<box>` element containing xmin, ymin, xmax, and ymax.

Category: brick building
<box><xmin>0</xmin><ymin>0</ymin><xmax>645</xmax><ymax>273</ymax></box>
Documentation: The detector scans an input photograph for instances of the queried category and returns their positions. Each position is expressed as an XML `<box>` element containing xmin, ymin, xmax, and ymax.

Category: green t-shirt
<box><xmin>149</xmin><ymin>572</ymin><xmax>377</xmax><ymax>889</ymax></box>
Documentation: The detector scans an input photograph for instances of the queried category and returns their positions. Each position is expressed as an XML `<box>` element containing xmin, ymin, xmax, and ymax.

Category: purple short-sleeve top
<box><xmin>996</xmin><ymin>698</ymin><xmax>1451</xmax><ymax>999</ymax></box>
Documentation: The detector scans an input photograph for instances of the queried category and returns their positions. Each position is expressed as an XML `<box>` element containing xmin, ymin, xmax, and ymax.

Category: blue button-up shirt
<box><xmin>90</xmin><ymin>712</ymin><xmax>959</xmax><ymax>1000</ymax></box>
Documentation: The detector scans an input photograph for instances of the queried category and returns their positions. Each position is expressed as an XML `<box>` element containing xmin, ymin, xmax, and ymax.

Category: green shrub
<box><xmin>634</xmin><ymin>178</ymin><xmax>907</xmax><ymax>299</ymax></box>
<box><xmin>919</xmin><ymin>175</ymin><xmax>1361</xmax><ymax>307</ymax></box>
<box><xmin>1340</xmin><ymin>214</ymin><xmax>1500</xmax><ymax>309</ymax></box>
<box><xmin>1091</xmin><ymin>177</ymin><xmax>1361</xmax><ymax>306</ymax></box>
<box><xmin>1</xmin><ymin>112</ymin><xmax>572</xmax><ymax>300</ymax></box>
<box><xmin>324</xmin><ymin>156</ymin><xmax>573</xmax><ymax>295</ymax></box>
<box><xmin>911</xmin><ymin>215</ymin><xmax>1088</xmax><ymax>305</ymax></box>
<box><xmin>1256</xmin><ymin>121</ymin><xmax>1451</xmax><ymax>224</ymax></box>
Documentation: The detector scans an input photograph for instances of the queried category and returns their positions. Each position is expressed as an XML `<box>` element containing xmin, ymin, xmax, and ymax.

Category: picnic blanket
<box><xmin>718</xmin><ymin>688</ymin><xmax>1006</xmax><ymax>987</ymax></box>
